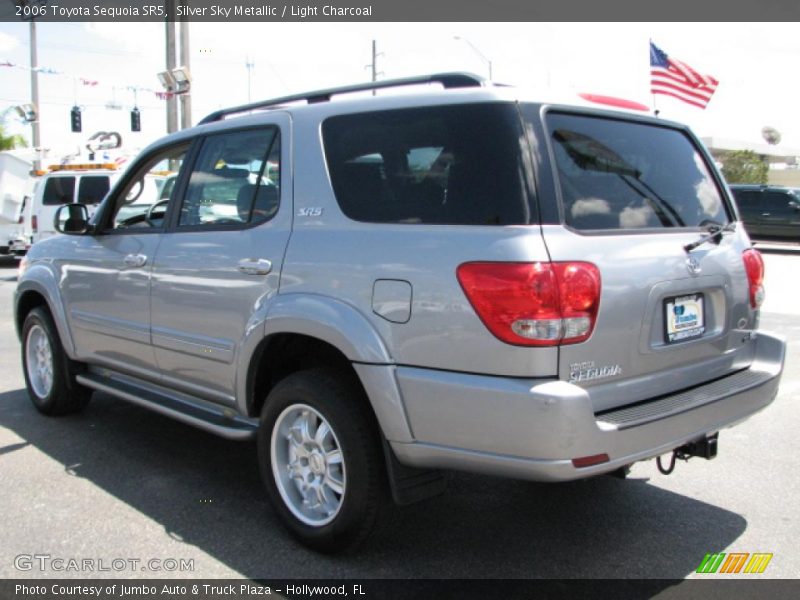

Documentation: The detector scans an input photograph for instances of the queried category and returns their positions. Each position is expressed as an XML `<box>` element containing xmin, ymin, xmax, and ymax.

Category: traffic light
<box><xmin>130</xmin><ymin>107</ymin><xmax>141</xmax><ymax>132</ymax></box>
<box><xmin>70</xmin><ymin>106</ymin><xmax>82</xmax><ymax>132</ymax></box>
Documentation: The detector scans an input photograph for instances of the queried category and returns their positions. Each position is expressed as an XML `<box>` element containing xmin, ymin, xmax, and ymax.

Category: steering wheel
<box><xmin>145</xmin><ymin>199</ymin><xmax>170</xmax><ymax>227</ymax></box>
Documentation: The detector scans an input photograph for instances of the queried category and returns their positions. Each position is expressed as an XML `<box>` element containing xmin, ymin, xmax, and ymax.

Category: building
<box><xmin>701</xmin><ymin>137</ymin><xmax>800</xmax><ymax>187</ymax></box>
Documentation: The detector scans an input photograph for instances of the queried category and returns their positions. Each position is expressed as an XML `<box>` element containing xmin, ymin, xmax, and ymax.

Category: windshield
<box><xmin>542</xmin><ymin>112</ymin><xmax>730</xmax><ymax>230</ymax></box>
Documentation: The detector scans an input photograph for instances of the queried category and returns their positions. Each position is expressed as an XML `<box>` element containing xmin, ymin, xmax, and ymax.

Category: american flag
<box><xmin>650</xmin><ymin>42</ymin><xmax>718</xmax><ymax>109</ymax></box>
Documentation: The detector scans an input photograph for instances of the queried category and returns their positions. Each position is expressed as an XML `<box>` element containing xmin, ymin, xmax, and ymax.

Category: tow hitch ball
<box><xmin>657</xmin><ymin>433</ymin><xmax>718</xmax><ymax>475</ymax></box>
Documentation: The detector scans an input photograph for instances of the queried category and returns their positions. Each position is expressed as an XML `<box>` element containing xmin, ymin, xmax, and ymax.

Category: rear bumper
<box><xmin>390</xmin><ymin>331</ymin><xmax>785</xmax><ymax>482</ymax></box>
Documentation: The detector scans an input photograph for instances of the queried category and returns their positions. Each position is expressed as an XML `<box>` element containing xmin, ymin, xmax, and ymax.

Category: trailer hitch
<box><xmin>657</xmin><ymin>433</ymin><xmax>718</xmax><ymax>475</ymax></box>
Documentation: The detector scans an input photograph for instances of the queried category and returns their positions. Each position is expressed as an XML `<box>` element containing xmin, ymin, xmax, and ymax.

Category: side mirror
<box><xmin>54</xmin><ymin>203</ymin><xmax>92</xmax><ymax>235</ymax></box>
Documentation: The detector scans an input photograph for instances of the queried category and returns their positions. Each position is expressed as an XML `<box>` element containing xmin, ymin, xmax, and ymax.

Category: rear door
<box><xmin>76</xmin><ymin>174</ymin><xmax>111</xmax><ymax>219</ymax></box>
<box><xmin>149</xmin><ymin>119</ymin><xmax>290</xmax><ymax>406</ymax></box>
<box><xmin>533</xmin><ymin>109</ymin><xmax>756</xmax><ymax>411</ymax></box>
<box><xmin>37</xmin><ymin>174</ymin><xmax>75</xmax><ymax>242</ymax></box>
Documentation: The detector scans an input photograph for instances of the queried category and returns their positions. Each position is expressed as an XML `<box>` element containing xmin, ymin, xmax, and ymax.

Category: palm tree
<box><xmin>0</xmin><ymin>109</ymin><xmax>28</xmax><ymax>151</ymax></box>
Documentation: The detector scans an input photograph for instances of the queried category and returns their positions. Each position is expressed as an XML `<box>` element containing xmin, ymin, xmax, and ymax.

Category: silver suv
<box><xmin>14</xmin><ymin>73</ymin><xmax>785</xmax><ymax>552</ymax></box>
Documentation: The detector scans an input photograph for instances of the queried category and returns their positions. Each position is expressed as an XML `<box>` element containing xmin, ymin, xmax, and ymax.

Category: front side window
<box><xmin>107</xmin><ymin>145</ymin><xmax>188</xmax><ymax>231</ymax></box>
<box><xmin>322</xmin><ymin>104</ymin><xmax>531</xmax><ymax>225</ymax></box>
<box><xmin>543</xmin><ymin>112</ymin><xmax>730</xmax><ymax>230</ymax></box>
<box><xmin>42</xmin><ymin>176</ymin><xmax>75</xmax><ymax>206</ymax></box>
<box><xmin>178</xmin><ymin>128</ymin><xmax>280</xmax><ymax>228</ymax></box>
<box><xmin>764</xmin><ymin>191</ymin><xmax>798</xmax><ymax>215</ymax></box>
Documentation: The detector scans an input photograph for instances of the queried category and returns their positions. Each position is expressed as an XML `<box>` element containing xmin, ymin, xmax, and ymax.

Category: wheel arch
<box><xmin>15</xmin><ymin>276</ymin><xmax>77</xmax><ymax>357</ymax></box>
<box><xmin>240</xmin><ymin>294</ymin><xmax>413</xmax><ymax>443</ymax></box>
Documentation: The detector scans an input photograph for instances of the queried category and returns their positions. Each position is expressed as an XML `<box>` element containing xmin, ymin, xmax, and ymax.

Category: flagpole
<box><xmin>649</xmin><ymin>39</ymin><xmax>659</xmax><ymax>117</ymax></box>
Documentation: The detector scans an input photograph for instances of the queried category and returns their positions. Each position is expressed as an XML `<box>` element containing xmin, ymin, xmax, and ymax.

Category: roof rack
<box><xmin>198</xmin><ymin>72</ymin><xmax>486</xmax><ymax>125</ymax></box>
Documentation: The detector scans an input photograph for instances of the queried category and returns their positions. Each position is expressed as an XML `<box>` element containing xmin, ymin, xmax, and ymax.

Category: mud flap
<box><xmin>382</xmin><ymin>438</ymin><xmax>446</xmax><ymax>505</ymax></box>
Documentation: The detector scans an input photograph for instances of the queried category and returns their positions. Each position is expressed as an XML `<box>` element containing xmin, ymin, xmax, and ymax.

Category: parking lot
<box><xmin>0</xmin><ymin>247</ymin><xmax>798</xmax><ymax>581</ymax></box>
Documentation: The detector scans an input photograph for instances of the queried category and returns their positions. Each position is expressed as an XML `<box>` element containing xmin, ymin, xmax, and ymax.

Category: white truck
<box><xmin>12</xmin><ymin>163</ymin><xmax>122</xmax><ymax>252</ymax></box>
<box><xmin>0</xmin><ymin>151</ymin><xmax>32</xmax><ymax>257</ymax></box>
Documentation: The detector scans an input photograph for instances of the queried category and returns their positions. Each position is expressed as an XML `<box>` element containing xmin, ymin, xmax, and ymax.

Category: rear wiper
<box><xmin>683</xmin><ymin>221</ymin><xmax>736</xmax><ymax>253</ymax></box>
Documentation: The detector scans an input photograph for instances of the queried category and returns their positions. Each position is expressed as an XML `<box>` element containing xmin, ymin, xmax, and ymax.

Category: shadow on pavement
<box><xmin>0</xmin><ymin>256</ymin><xmax>18</xmax><ymax>282</ymax></box>
<box><xmin>0</xmin><ymin>387</ymin><xmax>746</xmax><ymax>581</ymax></box>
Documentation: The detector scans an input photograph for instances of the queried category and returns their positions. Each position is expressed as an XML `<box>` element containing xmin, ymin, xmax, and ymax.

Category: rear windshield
<box><xmin>543</xmin><ymin>112</ymin><xmax>730</xmax><ymax>230</ymax></box>
<box><xmin>77</xmin><ymin>175</ymin><xmax>111</xmax><ymax>205</ymax></box>
<box><xmin>41</xmin><ymin>176</ymin><xmax>75</xmax><ymax>206</ymax></box>
<box><xmin>322</xmin><ymin>103</ymin><xmax>531</xmax><ymax>225</ymax></box>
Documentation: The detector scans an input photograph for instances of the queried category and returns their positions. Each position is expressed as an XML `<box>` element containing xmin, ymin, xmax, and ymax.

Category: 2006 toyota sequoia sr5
<box><xmin>15</xmin><ymin>73</ymin><xmax>785</xmax><ymax>552</ymax></box>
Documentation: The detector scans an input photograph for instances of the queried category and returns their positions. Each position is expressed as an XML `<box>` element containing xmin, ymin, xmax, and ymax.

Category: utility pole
<box><xmin>371</xmin><ymin>40</ymin><xmax>378</xmax><ymax>83</ymax></box>
<box><xmin>367</xmin><ymin>40</ymin><xmax>383</xmax><ymax>94</ymax></box>
<box><xmin>246</xmin><ymin>56</ymin><xmax>254</xmax><ymax>103</ymax></box>
<box><xmin>179</xmin><ymin>3</ymin><xmax>192</xmax><ymax>130</ymax></box>
<box><xmin>29</xmin><ymin>20</ymin><xmax>41</xmax><ymax>170</ymax></box>
<box><xmin>165</xmin><ymin>0</ymin><xmax>178</xmax><ymax>134</ymax></box>
<box><xmin>454</xmin><ymin>36</ymin><xmax>493</xmax><ymax>81</ymax></box>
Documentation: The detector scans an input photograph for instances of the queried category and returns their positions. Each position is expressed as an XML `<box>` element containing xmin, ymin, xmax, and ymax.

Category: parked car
<box><xmin>15</xmin><ymin>73</ymin><xmax>785</xmax><ymax>552</ymax></box>
<box><xmin>729</xmin><ymin>184</ymin><xmax>800</xmax><ymax>243</ymax></box>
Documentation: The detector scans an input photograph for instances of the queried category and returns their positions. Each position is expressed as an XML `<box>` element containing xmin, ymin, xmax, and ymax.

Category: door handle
<box><xmin>238</xmin><ymin>258</ymin><xmax>273</xmax><ymax>276</ymax></box>
<box><xmin>123</xmin><ymin>253</ymin><xmax>147</xmax><ymax>268</ymax></box>
<box><xmin>761</xmin><ymin>213</ymin><xmax>771</xmax><ymax>217</ymax></box>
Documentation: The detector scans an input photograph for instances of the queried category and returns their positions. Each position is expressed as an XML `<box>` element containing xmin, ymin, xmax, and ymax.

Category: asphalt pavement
<box><xmin>0</xmin><ymin>248</ymin><xmax>797</xmax><ymax>581</ymax></box>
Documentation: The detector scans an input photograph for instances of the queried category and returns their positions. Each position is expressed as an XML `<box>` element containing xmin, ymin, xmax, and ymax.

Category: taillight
<box><xmin>18</xmin><ymin>214</ymin><xmax>24</xmax><ymax>225</ymax></box>
<box><xmin>742</xmin><ymin>248</ymin><xmax>765</xmax><ymax>309</ymax></box>
<box><xmin>456</xmin><ymin>261</ymin><xmax>601</xmax><ymax>346</ymax></box>
<box><xmin>31</xmin><ymin>215</ymin><xmax>38</xmax><ymax>233</ymax></box>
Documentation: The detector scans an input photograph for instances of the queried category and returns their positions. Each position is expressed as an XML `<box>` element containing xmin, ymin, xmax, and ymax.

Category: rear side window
<box><xmin>544</xmin><ymin>112</ymin><xmax>729</xmax><ymax>230</ymax></box>
<box><xmin>77</xmin><ymin>176</ymin><xmax>110</xmax><ymax>205</ymax></box>
<box><xmin>41</xmin><ymin>176</ymin><xmax>75</xmax><ymax>206</ymax></box>
<box><xmin>322</xmin><ymin>104</ymin><xmax>531</xmax><ymax>225</ymax></box>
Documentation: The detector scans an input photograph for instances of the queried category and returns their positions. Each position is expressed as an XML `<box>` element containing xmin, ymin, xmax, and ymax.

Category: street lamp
<box><xmin>157</xmin><ymin>66</ymin><xmax>192</xmax><ymax>94</ymax></box>
<box><xmin>172</xmin><ymin>66</ymin><xmax>191</xmax><ymax>93</ymax></box>
<box><xmin>14</xmin><ymin>103</ymin><xmax>37</xmax><ymax>122</ymax></box>
<box><xmin>454</xmin><ymin>36</ymin><xmax>492</xmax><ymax>81</ymax></box>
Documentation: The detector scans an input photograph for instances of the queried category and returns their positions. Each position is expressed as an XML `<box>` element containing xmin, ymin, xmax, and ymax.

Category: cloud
<box><xmin>571</xmin><ymin>198</ymin><xmax>611</xmax><ymax>217</ymax></box>
<box><xmin>84</xmin><ymin>23</ymin><xmax>162</xmax><ymax>53</ymax></box>
<box><xmin>0</xmin><ymin>32</ymin><xmax>20</xmax><ymax>53</ymax></box>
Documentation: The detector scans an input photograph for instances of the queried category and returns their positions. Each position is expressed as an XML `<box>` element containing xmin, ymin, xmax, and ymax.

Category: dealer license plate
<box><xmin>665</xmin><ymin>294</ymin><xmax>705</xmax><ymax>343</ymax></box>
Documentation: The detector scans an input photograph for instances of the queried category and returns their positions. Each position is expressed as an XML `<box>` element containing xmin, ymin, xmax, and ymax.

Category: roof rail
<box><xmin>198</xmin><ymin>72</ymin><xmax>486</xmax><ymax>125</ymax></box>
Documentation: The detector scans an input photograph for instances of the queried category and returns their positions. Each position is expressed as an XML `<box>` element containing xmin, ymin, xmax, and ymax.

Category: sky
<box><xmin>1</xmin><ymin>21</ymin><xmax>800</xmax><ymax>162</ymax></box>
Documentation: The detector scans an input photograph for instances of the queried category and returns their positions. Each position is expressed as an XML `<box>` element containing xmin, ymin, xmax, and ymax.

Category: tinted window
<box><xmin>77</xmin><ymin>176</ymin><xmax>110</xmax><ymax>205</ymax></box>
<box><xmin>731</xmin><ymin>190</ymin><xmax>760</xmax><ymax>211</ymax></box>
<box><xmin>179</xmin><ymin>128</ymin><xmax>280</xmax><ymax>228</ymax></box>
<box><xmin>42</xmin><ymin>176</ymin><xmax>75</xmax><ymax>206</ymax></box>
<box><xmin>544</xmin><ymin>113</ymin><xmax>729</xmax><ymax>230</ymax></box>
<box><xmin>322</xmin><ymin>104</ymin><xmax>531</xmax><ymax>225</ymax></box>
<box><xmin>764</xmin><ymin>191</ymin><xmax>796</xmax><ymax>214</ymax></box>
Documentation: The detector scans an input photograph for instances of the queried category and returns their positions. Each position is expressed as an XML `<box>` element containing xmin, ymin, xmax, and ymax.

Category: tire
<box><xmin>257</xmin><ymin>368</ymin><xmax>387</xmax><ymax>553</ymax></box>
<box><xmin>21</xmin><ymin>307</ymin><xmax>92</xmax><ymax>416</ymax></box>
